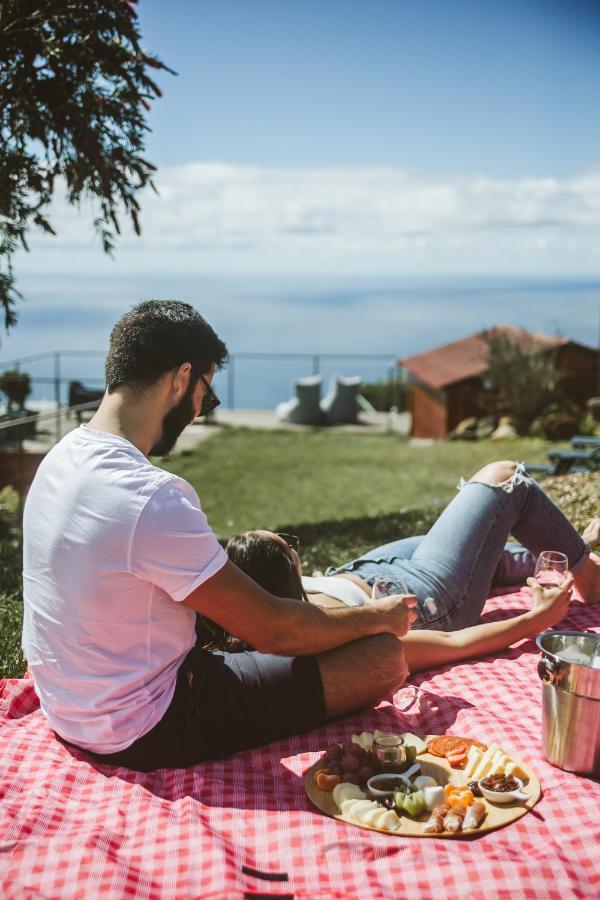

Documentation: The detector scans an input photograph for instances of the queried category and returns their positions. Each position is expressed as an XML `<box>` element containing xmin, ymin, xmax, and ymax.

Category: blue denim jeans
<box><xmin>326</xmin><ymin>463</ymin><xmax>588</xmax><ymax>631</ymax></box>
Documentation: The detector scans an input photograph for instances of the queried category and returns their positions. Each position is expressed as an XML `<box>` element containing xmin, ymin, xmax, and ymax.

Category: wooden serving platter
<box><xmin>304</xmin><ymin>736</ymin><xmax>541</xmax><ymax>839</ymax></box>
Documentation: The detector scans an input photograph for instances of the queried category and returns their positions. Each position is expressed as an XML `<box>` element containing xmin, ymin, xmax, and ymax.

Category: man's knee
<box><xmin>317</xmin><ymin>633</ymin><xmax>409</xmax><ymax>718</ymax></box>
<box><xmin>470</xmin><ymin>459</ymin><xmax>517</xmax><ymax>487</ymax></box>
<box><xmin>365</xmin><ymin>633</ymin><xmax>409</xmax><ymax>694</ymax></box>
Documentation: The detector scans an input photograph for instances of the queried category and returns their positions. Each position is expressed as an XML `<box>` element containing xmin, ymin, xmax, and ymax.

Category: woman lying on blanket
<box><xmin>198</xmin><ymin>460</ymin><xmax>600</xmax><ymax>675</ymax></box>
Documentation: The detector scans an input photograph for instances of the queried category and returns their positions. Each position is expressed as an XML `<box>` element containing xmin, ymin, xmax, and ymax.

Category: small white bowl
<box><xmin>366</xmin><ymin>774</ymin><xmax>410</xmax><ymax>799</ymax></box>
<box><xmin>478</xmin><ymin>776</ymin><xmax>529</xmax><ymax>804</ymax></box>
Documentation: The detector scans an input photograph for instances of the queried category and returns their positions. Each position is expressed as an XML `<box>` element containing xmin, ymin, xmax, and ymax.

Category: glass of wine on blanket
<box><xmin>533</xmin><ymin>551</ymin><xmax>568</xmax><ymax>587</ymax></box>
<box><xmin>371</xmin><ymin>576</ymin><xmax>421</xmax><ymax>712</ymax></box>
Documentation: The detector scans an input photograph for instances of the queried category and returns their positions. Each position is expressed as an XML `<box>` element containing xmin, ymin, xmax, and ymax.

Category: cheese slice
<box><xmin>505</xmin><ymin>760</ymin><xmax>529</xmax><ymax>781</ymax></box>
<box><xmin>357</xmin><ymin>804</ymin><xmax>388</xmax><ymax>826</ymax></box>
<box><xmin>489</xmin><ymin>750</ymin><xmax>508</xmax><ymax>775</ymax></box>
<box><xmin>333</xmin><ymin>783</ymin><xmax>366</xmax><ymax>807</ymax></box>
<box><xmin>372</xmin><ymin>808</ymin><xmax>402</xmax><ymax>832</ymax></box>
<box><xmin>472</xmin><ymin>744</ymin><xmax>501</xmax><ymax>780</ymax></box>
<box><xmin>401</xmin><ymin>733</ymin><xmax>427</xmax><ymax>754</ymax></box>
<box><xmin>342</xmin><ymin>799</ymin><xmax>379</xmax><ymax>823</ymax></box>
<box><xmin>464</xmin><ymin>746</ymin><xmax>482</xmax><ymax>777</ymax></box>
<box><xmin>352</xmin><ymin>732</ymin><xmax>374</xmax><ymax>751</ymax></box>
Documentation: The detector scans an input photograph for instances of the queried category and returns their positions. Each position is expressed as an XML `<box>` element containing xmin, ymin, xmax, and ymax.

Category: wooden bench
<box><xmin>545</xmin><ymin>443</ymin><xmax>600</xmax><ymax>475</ymax></box>
<box><xmin>570</xmin><ymin>435</ymin><xmax>600</xmax><ymax>450</ymax></box>
<box><xmin>526</xmin><ymin>435</ymin><xmax>600</xmax><ymax>477</ymax></box>
<box><xmin>68</xmin><ymin>381</ymin><xmax>105</xmax><ymax>423</ymax></box>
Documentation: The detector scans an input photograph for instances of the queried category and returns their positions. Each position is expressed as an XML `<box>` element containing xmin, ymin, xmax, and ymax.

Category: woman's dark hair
<box><xmin>195</xmin><ymin>531</ymin><xmax>307</xmax><ymax>653</ymax></box>
<box><xmin>226</xmin><ymin>532</ymin><xmax>307</xmax><ymax>602</ymax></box>
<box><xmin>105</xmin><ymin>299</ymin><xmax>229</xmax><ymax>392</ymax></box>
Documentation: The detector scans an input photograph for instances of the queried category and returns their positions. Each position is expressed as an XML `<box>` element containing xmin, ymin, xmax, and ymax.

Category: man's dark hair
<box><xmin>105</xmin><ymin>299</ymin><xmax>228</xmax><ymax>392</ymax></box>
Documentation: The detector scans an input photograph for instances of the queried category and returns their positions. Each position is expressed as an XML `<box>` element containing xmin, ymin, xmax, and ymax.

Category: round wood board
<box><xmin>304</xmin><ymin>737</ymin><xmax>541</xmax><ymax>839</ymax></box>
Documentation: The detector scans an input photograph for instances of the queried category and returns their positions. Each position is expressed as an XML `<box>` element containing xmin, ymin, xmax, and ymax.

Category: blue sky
<box><xmin>141</xmin><ymin>0</ymin><xmax>600</xmax><ymax>175</ymax></box>
<box><xmin>3</xmin><ymin>0</ymin><xmax>600</xmax><ymax>367</ymax></box>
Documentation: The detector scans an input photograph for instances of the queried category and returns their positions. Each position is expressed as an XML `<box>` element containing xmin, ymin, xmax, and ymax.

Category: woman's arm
<box><xmin>401</xmin><ymin>574</ymin><xmax>574</xmax><ymax>674</ymax></box>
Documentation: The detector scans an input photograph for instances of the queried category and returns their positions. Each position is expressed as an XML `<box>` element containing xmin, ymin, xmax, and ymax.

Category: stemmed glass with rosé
<box><xmin>534</xmin><ymin>551</ymin><xmax>568</xmax><ymax>587</ymax></box>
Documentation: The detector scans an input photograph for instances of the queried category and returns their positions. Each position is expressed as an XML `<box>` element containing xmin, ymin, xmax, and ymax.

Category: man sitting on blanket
<box><xmin>21</xmin><ymin>299</ymin><xmax>417</xmax><ymax>771</ymax></box>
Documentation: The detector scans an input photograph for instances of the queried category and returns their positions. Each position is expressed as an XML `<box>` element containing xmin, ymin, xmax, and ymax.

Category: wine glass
<box><xmin>534</xmin><ymin>551</ymin><xmax>568</xmax><ymax>587</ymax></box>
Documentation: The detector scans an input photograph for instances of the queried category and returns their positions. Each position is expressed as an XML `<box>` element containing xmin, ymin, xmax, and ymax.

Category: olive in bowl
<box><xmin>478</xmin><ymin>774</ymin><xmax>529</xmax><ymax>804</ymax></box>
<box><xmin>367</xmin><ymin>774</ymin><xmax>411</xmax><ymax>800</ymax></box>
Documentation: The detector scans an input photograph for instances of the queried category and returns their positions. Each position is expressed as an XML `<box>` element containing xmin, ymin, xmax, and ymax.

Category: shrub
<box><xmin>483</xmin><ymin>329</ymin><xmax>561</xmax><ymax>434</ymax></box>
<box><xmin>0</xmin><ymin>370</ymin><xmax>31</xmax><ymax>412</ymax></box>
<box><xmin>360</xmin><ymin>378</ymin><xmax>406</xmax><ymax>412</ymax></box>
<box><xmin>0</xmin><ymin>594</ymin><xmax>26</xmax><ymax>679</ymax></box>
<box><xmin>0</xmin><ymin>487</ymin><xmax>25</xmax><ymax>678</ymax></box>
<box><xmin>578</xmin><ymin>413</ymin><xmax>600</xmax><ymax>437</ymax></box>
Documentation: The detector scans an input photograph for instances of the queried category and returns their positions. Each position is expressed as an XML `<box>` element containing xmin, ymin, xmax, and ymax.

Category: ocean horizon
<box><xmin>1</xmin><ymin>273</ymin><xmax>598</xmax><ymax>411</ymax></box>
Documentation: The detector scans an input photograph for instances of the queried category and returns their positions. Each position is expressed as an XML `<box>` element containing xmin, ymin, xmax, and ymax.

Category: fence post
<box><xmin>228</xmin><ymin>355</ymin><xmax>235</xmax><ymax>409</ymax></box>
<box><xmin>54</xmin><ymin>352</ymin><xmax>62</xmax><ymax>441</ymax></box>
<box><xmin>312</xmin><ymin>355</ymin><xmax>320</xmax><ymax>376</ymax></box>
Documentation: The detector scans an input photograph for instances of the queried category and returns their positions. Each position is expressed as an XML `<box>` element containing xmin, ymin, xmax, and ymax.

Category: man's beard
<box><xmin>150</xmin><ymin>380</ymin><xmax>196</xmax><ymax>457</ymax></box>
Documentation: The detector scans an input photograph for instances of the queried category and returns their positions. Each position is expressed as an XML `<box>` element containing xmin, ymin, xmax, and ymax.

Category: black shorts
<box><xmin>82</xmin><ymin>645</ymin><xmax>326</xmax><ymax>772</ymax></box>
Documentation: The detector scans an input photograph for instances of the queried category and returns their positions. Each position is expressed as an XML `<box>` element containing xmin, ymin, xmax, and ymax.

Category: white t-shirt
<box><xmin>21</xmin><ymin>425</ymin><xmax>227</xmax><ymax>754</ymax></box>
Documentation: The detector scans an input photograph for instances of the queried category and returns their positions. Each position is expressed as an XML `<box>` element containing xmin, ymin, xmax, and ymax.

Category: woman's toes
<box><xmin>582</xmin><ymin>518</ymin><xmax>600</xmax><ymax>547</ymax></box>
<box><xmin>574</xmin><ymin>552</ymin><xmax>600</xmax><ymax>605</ymax></box>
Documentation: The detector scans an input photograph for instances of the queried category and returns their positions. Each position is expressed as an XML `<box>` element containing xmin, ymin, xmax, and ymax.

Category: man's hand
<box><xmin>183</xmin><ymin>561</ymin><xmax>420</xmax><ymax>656</ymax></box>
<box><xmin>376</xmin><ymin>594</ymin><xmax>419</xmax><ymax>636</ymax></box>
<box><xmin>526</xmin><ymin>572</ymin><xmax>574</xmax><ymax>629</ymax></box>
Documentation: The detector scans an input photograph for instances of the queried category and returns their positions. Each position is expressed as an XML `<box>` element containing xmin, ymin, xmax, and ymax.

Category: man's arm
<box><xmin>182</xmin><ymin>560</ymin><xmax>417</xmax><ymax>656</ymax></box>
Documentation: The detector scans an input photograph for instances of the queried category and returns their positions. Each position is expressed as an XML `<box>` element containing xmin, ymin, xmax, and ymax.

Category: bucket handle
<box><xmin>537</xmin><ymin>656</ymin><xmax>563</xmax><ymax>685</ymax></box>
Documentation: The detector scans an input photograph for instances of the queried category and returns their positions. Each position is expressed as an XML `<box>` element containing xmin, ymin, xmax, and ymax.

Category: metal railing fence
<box><xmin>0</xmin><ymin>349</ymin><xmax>402</xmax><ymax>412</ymax></box>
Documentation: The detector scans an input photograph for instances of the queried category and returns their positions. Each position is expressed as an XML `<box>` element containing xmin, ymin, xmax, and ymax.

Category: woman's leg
<box><xmin>342</xmin><ymin>534</ymin><xmax>536</xmax><ymax>587</ymax></box>
<box><xmin>403</xmin><ymin>460</ymin><xmax>588</xmax><ymax>629</ymax></box>
<box><xmin>326</xmin><ymin>523</ymin><xmax>536</xmax><ymax>599</ymax></box>
<box><xmin>491</xmin><ymin>543</ymin><xmax>537</xmax><ymax>586</ymax></box>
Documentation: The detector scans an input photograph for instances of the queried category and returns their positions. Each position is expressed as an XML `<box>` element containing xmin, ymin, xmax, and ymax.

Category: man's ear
<box><xmin>172</xmin><ymin>362</ymin><xmax>192</xmax><ymax>399</ymax></box>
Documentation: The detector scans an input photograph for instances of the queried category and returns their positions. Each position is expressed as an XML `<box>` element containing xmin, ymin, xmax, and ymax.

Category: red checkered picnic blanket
<box><xmin>2</xmin><ymin>588</ymin><xmax>599</xmax><ymax>900</ymax></box>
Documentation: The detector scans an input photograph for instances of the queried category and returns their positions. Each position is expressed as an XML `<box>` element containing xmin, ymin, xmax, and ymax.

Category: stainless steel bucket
<box><xmin>536</xmin><ymin>631</ymin><xmax>600</xmax><ymax>776</ymax></box>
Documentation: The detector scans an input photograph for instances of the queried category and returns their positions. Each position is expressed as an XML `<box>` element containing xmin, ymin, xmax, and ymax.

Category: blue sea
<box><xmin>1</xmin><ymin>273</ymin><xmax>598</xmax><ymax>410</ymax></box>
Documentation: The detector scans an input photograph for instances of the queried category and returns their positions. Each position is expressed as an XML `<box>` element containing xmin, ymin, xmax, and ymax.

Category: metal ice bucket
<box><xmin>536</xmin><ymin>631</ymin><xmax>600</xmax><ymax>776</ymax></box>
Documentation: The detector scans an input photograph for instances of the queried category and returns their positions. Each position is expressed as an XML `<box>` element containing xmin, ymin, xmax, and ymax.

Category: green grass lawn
<box><xmin>162</xmin><ymin>429</ymin><xmax>560</xmax><ymax>536</ymax></box>
<box><xmin>0</xmin><ymin>429</ymin><xmax>587</xmax><ymax>679</ymax></box>
<box><xmin>161</xmin><ymin>429</ymin><xmax>564</xmax><ymax>571</ymax></box>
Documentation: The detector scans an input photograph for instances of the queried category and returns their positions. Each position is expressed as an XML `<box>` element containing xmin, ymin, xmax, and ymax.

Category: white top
<box><xmin>302</xmin><ymin>575</ymin><xmax>368</xmax><ymax>607</ymax></box>
<box><xmin>21</xmin><ymin>425</ymin><xmax>228</xmax><ymax>754</ymax></box>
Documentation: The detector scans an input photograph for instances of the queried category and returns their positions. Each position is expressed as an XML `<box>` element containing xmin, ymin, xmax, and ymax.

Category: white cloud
<box><xmin>15</xmin><ymin>162</ymin><xmax>600</xmax><ymax>275</ymax></box>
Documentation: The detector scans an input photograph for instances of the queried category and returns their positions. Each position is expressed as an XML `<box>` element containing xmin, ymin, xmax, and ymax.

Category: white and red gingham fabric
<box><xmin>2</xmin><ymin>588</ymin><xmax>599</xmax><ymax>900</ymax></box>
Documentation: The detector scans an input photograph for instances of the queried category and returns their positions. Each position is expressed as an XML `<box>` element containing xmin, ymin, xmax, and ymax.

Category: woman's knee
<box><xmin>469</xmin><ymin>459</ymin><xmax>517</xmax><ymax>487</ymax></box>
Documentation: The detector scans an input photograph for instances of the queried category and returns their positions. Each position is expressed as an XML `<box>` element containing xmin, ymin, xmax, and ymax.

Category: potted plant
<box><xmin>0</xmin><ymin>370</ymin><xmax>38</xmax><ymax>442</ymax></box>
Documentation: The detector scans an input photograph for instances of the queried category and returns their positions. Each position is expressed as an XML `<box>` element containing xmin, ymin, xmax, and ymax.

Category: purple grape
<box><xmin>341</xmin><ymin>753</ymin><xmax>360</xmax><ymax>772</ymax></box>
<box><xmin>342</xmin><ymin>772</ymin><xmax>361</xmax><ymax>785</ymax></box>
<box><xmin>325</xmin><ymin>744</ymin><xmax>343</xmax><ymax>762</ymax></box>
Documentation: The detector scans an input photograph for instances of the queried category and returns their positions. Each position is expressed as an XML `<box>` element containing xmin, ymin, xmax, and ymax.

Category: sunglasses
<box><xmin>198</xmin><ymin>374</ymin><xmax>221</xmax><ymax>418</ymax></box>
<box><xmin>277</xmin><ymin>533</ymin><xmax>300</xmax><ymax>554</ymax></box>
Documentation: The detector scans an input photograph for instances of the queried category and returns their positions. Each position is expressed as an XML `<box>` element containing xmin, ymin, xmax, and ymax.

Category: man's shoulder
<box><xmin>138</xmin><ymin>470</ymin><xmax>200</xmax><ymax>517</ymax></box>
<box><xmin>32</xmin><ymin>426</ymin><xmax>194</xmax><ymax>507</ymax></box>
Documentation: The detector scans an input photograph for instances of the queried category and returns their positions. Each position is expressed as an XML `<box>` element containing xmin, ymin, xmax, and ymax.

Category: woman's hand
<box><xmin>526</xmin><ymin>572</ymin><xmax>574</xmax><ymax>629</ymax></box>
<box><xmin>378</xmin><ymin>593</ymin><xmax>419</xmax><ymax>636</ymax></box>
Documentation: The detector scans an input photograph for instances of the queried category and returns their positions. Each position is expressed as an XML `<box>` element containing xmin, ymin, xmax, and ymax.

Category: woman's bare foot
<box><xmin>574</xmin><ymin>551</ymin><xmax>600</xmax><ymax>604</ymax></box>
<box><xmin>582</xmin><ymin>518</ymin><xmax>600</xmax><ymax>548</ymax></box>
